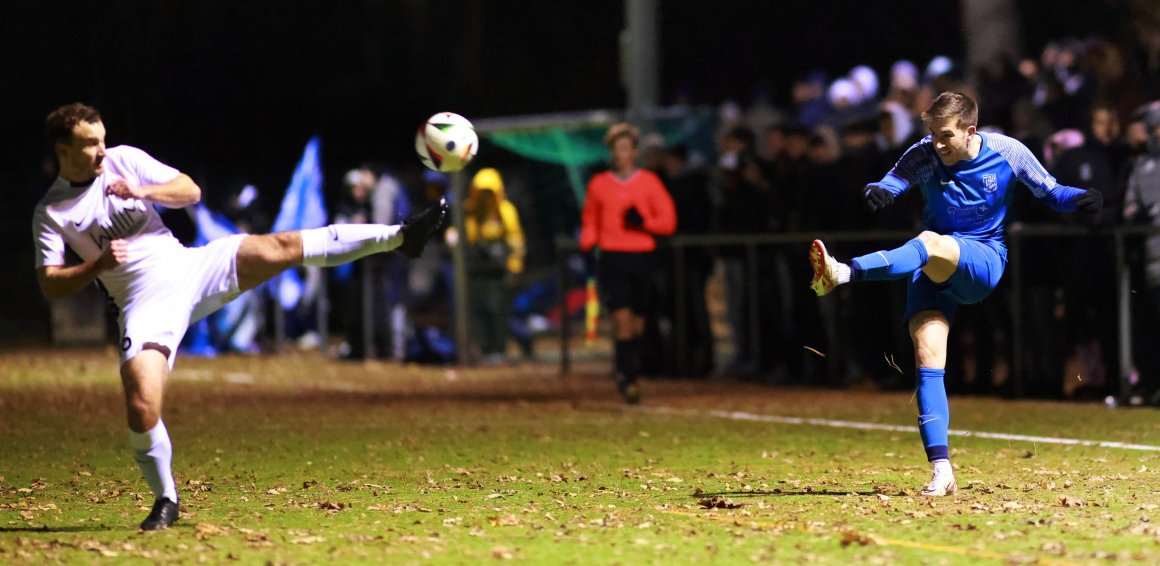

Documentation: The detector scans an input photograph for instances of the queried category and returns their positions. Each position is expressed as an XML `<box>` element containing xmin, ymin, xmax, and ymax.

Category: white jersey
<box><xmin>32</xmin><ymin>145</ymin><xmax>185</xmax><ymax>309</ymax></box>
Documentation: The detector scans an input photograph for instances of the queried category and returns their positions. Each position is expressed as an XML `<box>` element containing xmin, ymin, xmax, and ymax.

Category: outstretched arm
<box><xmin>992</xmin><ymin>134</ymin><xmax>1100</xmax><ymax>214</ymax></box>
<box><xmin>864</xmin><ymin>138</ymin><xmax>933</xmax><ymax>211</ymax></box>
<box><xmin>105</xmin><ymin>174</ymin><xmax>201</xmax><ymax>208</ymax></box>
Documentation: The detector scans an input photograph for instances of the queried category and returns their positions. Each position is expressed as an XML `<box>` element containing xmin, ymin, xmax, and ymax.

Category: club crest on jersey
<box><xmin>982</xmin><ymin>173</ymin><xmax>998</xmax><ymax>193</ymax></box>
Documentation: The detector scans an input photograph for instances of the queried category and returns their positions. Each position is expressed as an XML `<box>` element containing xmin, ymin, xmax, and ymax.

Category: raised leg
<box><xmin>235</xmin><ymin>232</ymin><xmax>304</xmax><ymax>291</ymax></box>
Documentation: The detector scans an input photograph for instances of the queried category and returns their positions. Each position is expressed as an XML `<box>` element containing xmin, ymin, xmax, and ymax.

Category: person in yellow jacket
<box><xmin>464</xmin><ymin>168</ymin><xmax>527</xmax><ymax>362</ymax></box>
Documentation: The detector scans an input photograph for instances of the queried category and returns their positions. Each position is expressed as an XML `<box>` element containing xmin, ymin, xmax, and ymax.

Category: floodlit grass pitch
<box><xmin>1</xmin><ymin>349</ymin><xmax>1158</xmax><ymax>564</ymax></box>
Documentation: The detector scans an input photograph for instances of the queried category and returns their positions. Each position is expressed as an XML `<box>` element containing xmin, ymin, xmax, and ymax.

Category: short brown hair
<box><xmin>921</xmin><ymin>92</ymin><xmax>977</xmax><ymax>129</ymax></box>
<box><xmin>45</xmin><ymin>103</ymin><xmax>101</xmax><ymax>149</ymax></box>
<box><xmin>604</xmin><ymin>122</ymin><xmax>640</xmax><ymax>148</ymax></box>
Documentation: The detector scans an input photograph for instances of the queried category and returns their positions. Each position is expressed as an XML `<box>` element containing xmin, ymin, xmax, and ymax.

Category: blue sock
<box><xmin>851</xmin><ymin>238</ymin><xmax>929</xmax><ymax>281</ymax></box>
<box><xmin>916</xmin><ymin>367</ymin><xmax>950</xmax><ymax>462</ymax></box>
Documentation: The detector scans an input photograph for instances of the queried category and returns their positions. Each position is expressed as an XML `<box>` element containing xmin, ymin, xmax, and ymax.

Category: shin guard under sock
<box><xmin>129</xmin><ymin>420</ymin><xmax>177</xmax><ymax>502</ymax></box>
<box><xmin>852</xmin><ymin>238</ymin><xmax>929</xmax><ymax>281</ymax></box>
<box><xmin>300</xmin><ymin>224</ymin><xmax>403</xmax><ymax>267</ymax></box>
<box><xmin>916</xmin><ymin>367</ymin><xmax>950</xmax><ymax>462</ymax></box>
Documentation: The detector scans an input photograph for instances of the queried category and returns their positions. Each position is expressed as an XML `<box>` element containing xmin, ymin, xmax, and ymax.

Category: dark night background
<box><xmin>0</xmin><ymin>1</ymin><xmax>1135</xmax><ymax>343</ymax></box>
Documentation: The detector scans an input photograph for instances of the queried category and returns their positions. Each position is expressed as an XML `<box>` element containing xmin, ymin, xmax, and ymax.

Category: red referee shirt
<box><xmin>579</xmin><ymin>169</ymin><xmax>677</xmax><ymax>252</ymax></box>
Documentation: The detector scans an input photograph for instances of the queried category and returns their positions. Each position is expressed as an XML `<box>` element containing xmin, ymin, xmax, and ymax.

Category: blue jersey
<box><xmin>876</xmin><ymin>132</ymin><xmax>1084</xmax><ymax>257</ymax></box>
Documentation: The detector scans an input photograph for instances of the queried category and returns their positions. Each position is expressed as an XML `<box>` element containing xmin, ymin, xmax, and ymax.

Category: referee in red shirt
<box><xmin>580</xmin><ymin>123</ymin><xmax>678</xmax><ymax>403</ymax></box>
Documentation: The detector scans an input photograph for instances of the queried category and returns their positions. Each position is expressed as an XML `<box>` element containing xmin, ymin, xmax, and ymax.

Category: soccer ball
<box><xmin>415</xmin><ymin>112</ymin><xmax>479</xmax><ymax>172</ymax></box>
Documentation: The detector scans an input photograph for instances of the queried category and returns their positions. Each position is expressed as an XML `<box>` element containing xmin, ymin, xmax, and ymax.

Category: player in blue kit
<box><xmin>809</xmin><ymin>92</ymin><xmax>1103</xmax><ymax>496</ymax></box>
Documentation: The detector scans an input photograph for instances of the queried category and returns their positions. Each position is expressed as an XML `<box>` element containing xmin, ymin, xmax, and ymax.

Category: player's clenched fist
<box><xmin>106</xmin><ymin>178</ymin><xmax>145</xmax><ymax>200</ymax></box>
<box><xmin>1074</xmin><ymin>188</ymin><xmax>1103</xmax><ymax>214</ymax></box>
<box><xmin>97</xmin><ymin>239</ymin><xmax>131</xmax><ymax>271</ymax></box>
<box><xmin>863</xmin><ymin>183</ymin><xmax>895</xmax><ymax>212</ymax></box>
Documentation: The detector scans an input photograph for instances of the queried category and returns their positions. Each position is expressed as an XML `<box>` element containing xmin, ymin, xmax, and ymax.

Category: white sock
<box><xmin>300</xmin><ymin>224</ymin><xmax>403</xmax><ymax>267</ymax></box>
<box><xmin>129</xmin><ymin>420</ymin><xmax>177</xmax><ymax>502</ymax></box>
<box><xmin>835</xmin><ymin>262</ymin><xmax>852</xmax><ymax>284</ymax></box>
<box><xmin>932</xmin><ymin>458</ymin><xmax>952</xmax><ymax>474</ymax></box>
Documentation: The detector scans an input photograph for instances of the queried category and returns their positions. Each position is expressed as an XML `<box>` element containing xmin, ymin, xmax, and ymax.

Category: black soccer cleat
<box><xmin>139</xmin><ymin>497</ymin><xmax>179</xmax><ymax>531</ymax></box>
<box><xmin>397</xmin><ymin>198</ymin><xmax>449</xmax><ymax>259</ymax></box>
<box><xmin>616</xmin><ymin>377</ymin><xmax>642</xmax><ymax>405</ymax></box>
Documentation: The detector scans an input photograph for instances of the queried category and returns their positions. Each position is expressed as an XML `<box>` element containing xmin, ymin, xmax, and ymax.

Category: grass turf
<box><xmin>1</xmin><ymin>348</ymin><xmax>1159</xmax><ymax>564</ymax></box>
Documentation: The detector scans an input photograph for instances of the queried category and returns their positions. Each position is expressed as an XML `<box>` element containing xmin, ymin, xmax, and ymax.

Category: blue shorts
<box><xmin>904</xmin><ymin>237</ymin><xmax>1006</xmax><ymax>323</ymax></box>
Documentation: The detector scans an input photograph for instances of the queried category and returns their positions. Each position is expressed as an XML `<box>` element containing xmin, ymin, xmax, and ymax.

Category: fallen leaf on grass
<box><xmin>698</xmin><ymin>497</ymin><xmax>742</xmax><ymax>510</ymax></box>
<box><xmin>1059</xmin><ymin>495</ymin><xmax>1084</xmax><ymax>507</ymax></box>
<box><xmin>316</xmin><ymin>500</ymin><xmax>346</xmax><ymax>511</ymax></box>
<box><xmin>244</xmin><ymin>533</ymin><xmax>273</xmax><ymax>548</ymax></box>
<box><xmin>840</xmin><ymin>530</ymin><xmax>881</xmax><ymax>547</ymax></box>
<box><xmin>290</xmin><ymin>535</ymin><xmax>326</xmax><ymax>544</ymax></box>
<box><xmin>492</xmin><ymin>546</ymin><xmax>517</xmax><ymax>559</ymax></box>
<box><xmin>194</xmin><ymin>523</ymin><xmax>227</xmax><ymax>539</ymax></box>
<box><xmin>487</xmin><ymin>514</ymin><xmax>522</xmax><ymax>527</ymax></box>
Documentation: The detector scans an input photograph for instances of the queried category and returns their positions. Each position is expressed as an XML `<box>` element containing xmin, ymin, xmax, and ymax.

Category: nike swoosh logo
<box><xmin>940</xmin><ymin>180</ymin><xmax>953</xmax><ymax>185</ymax></box>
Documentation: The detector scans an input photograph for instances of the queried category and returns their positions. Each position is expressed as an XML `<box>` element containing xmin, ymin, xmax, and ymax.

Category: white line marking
<box><xmin>640</xmin><ymin>406</ymin><xmax>1160</xmax><ymax>452</ymax></box>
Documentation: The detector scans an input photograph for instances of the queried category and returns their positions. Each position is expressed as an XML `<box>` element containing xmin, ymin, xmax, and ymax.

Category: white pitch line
<box><xmin>641</xmin><ymin>406</ymin><xmax>1160</xmax><ymax>452</ymax></box>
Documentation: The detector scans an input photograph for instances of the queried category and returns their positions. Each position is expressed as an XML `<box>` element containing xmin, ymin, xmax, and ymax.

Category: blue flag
<box><xmin>270</xmin><ymin>136</ymin><xmax>326</xmax><ymax>311</ymax></box>
<box><xmin>272</xmin><ymin>136</ymin><xmax>327</xmax><ymax>233</ymax></box>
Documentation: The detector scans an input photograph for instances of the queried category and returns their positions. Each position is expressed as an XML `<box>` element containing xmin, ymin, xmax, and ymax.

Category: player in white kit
<box><xmin>33</xmin><ymin>103</ymin><xmax>448</xmax><ymax>530</ymax></box>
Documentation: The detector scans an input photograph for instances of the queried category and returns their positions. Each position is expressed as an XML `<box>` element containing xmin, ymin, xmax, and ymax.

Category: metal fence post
<box><xmin>1116</xmin><ymin>228</ymin><xmax>1131</xmax><ymax>402</ymax></box>
<box><xmin>361</xmin><ymin>260</ymin><xmax>375</xmax><ymax>359</ymax></box>
<box><xmin>558</xmin><ymin>240</ymin><xmax>571</xmax><ymax>377</ymax></box>
<box><xmin>746</xmin><ymin>242</ymin><xmax>761</xmax><ymax>367</ymax></box>
<box><xmin>1008</xmin><ymin>228</ymin><xmax>1024</xmax><ymax>397</ymax></box>
<box><xmin>673</xmin><ymin>241</ymin><xmax>687</xmax><ymax>377</ymax></box>
<box><xmin>317</xmin><ymin>269</ymin><xmax>329</xmax><ymax>355</ymax></box>
<box><xmin>451</xmin><ymin>172</ymin><xmax>472</xmax><ymax>366</ymax></box>
<box><xmin>272</xmin><ymin>293</ymin><xmax>286</xmax><ymax>352</ymax></box>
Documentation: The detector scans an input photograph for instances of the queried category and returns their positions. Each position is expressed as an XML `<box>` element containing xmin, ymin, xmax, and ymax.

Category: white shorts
<box><xmin>117</xmin><ymin>234</ymin><xmax>246</xmax><ymax>368</ymax></box>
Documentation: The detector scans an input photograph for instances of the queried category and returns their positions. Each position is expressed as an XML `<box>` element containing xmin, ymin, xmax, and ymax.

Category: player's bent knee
<box><xmin>923</xmin><ymin>234</ymin><xmax>960</xmax><ymax>262</ymax></box>
<box><xmin>126</xmin><ymin>397</ymin><xmax>160</xmax><ymax>431</ymax></box>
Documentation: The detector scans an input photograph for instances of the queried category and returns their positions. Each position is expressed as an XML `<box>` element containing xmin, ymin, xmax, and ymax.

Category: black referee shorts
<box><xmin>598</xmin><ymin>250</ymin><xmax>655</xmax><ymax>314</ymax></box>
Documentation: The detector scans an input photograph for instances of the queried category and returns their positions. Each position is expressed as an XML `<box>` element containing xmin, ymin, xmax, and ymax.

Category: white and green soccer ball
<box><xmin>415</xmin><ymin>112</ymin><xmax>478</xmax><ymax>173</ymax></box>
